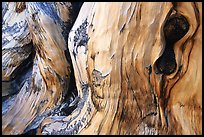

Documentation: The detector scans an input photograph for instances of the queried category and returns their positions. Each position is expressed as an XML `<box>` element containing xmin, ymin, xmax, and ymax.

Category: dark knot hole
<box><xmin>154</xmin><ymin>14</ymin><xmax>189</xmax><ymax>75</ymax></box>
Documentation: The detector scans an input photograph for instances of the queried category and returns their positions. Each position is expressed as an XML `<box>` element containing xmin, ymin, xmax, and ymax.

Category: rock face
<box><xmin>2</xmin><ymin>2</ymin><xmax>202</xmax><ymax>135</ymax></box>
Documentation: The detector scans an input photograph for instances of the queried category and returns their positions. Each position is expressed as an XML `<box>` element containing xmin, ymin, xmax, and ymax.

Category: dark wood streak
<box><xmin>2</xmin><ymin>2</ymin><xmax>201</xmax><ymax>135</ymax></box>
<box><xmin>15</xmin><ymin>2</ymin><xmax>26</xmax><ymax>13</ymax></box>
<box><xmin>153</xmin><ymin>3</ymin><xmax>200</xmax><ymax>133</ymax></box>
<box><xmin>120</xmin><ymin>23</ymin><xmax>126</xmax><ymax>34</ymax></box>
<box><xmin>110</xmin><ymin>45</ymin><xmax>125</xmax><ymax>134</ymax></box>
<box><xmin>73</xmin><ymin>18</ymin><xmax>89</xmax><ymax>58</ymax></box>
<box><xmin>91</xmin><ymin>69</ymin><xmax>109</xmax><ymax>111</ymax></box>
<box><xmin>128</xmin><ymin>4</ymin><xmax>136</xmax><ymax>24</ymax></box>
<box><xmin>43</xmin><ymin>101</ymin><xmax>93</xmax><ymax>135</ymax></box>
<box><xmin>2</xmin><ymin>2</ymin><xmax>82</xmax><ymax>135</ymax></box>
<box><xmin>40</xmin><ymin>82</ymin><xmax>92</xmax><ymax>135</ymax></box>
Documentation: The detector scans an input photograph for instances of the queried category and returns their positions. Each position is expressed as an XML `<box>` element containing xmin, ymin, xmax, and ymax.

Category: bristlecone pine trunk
<box><xmin>2</xmin><ymin>2</ymin><xmax>202</xmax><ymax>135</ymax></box>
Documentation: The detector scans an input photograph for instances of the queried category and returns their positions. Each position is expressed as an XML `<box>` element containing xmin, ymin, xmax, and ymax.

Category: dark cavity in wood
<box><xmin>155</xmin><ymin>46</ymin><xmax>177</xmax><ymax>75</ymax></box>
<box><xmin>164</xmin><ymin>14</ymin><xmax>189</xmax><ymax>44</ymax></box>
<box><xmin>155</xmin><ymin>14</ymin><xmax>189</xmax><ymax>75</ymax></box>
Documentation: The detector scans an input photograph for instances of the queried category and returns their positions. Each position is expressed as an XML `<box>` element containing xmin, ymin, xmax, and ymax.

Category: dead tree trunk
<box><xmin>2</xmin><ymin>2</ymin><xmax>202</xmax><ymax>135</ymax></box>
<box><xmin>2</xmin><ymin>2</ymin><xmax>82</xmax><ymax>134</ymax></box>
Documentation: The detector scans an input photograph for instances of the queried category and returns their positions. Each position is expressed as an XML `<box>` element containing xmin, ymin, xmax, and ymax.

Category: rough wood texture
<box><xmin>39</xmin><ymin>2</ymin><xmax>202</xmax><ymax>135</ymax></box>
<box><xmin>2</xmin><ymin>2</ymin><xmax>202</xmax><ymax>135</ymax></box>
<box><xmin>2</xmin><ymin>2</ymin><xmax>81</xmax><ymax>135</ymax></box>
<box><xmin>2</xmin><ymin>2</ymin><xmax>32</xmax><ymax>95</ymax></box>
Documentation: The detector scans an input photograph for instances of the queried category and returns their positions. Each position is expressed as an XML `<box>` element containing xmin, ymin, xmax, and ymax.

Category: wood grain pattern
<box><xmin>2</xmin><ymin>2</ymin><xmax>32</xmax><ymax>82</ymax></box>
<box><xmin>40</xmin><ymin>2</ymin><xmax>201</xmax><ymax>135</ymax></box>
<box><xmin>2</xmin><ymin>2</ymin><xmax>80</xmax><ymax>135</ymax></box>
<box><xmin>2</xmin><ymin>2</ymin><xmax>202</xmax><ymax>135</ymax></box>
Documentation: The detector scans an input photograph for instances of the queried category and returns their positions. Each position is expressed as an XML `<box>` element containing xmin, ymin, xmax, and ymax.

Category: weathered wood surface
<box><xmin>2</xmin><ymin>2</ymin><xmax>202</xmax><ymax>135</ymax></box>
<box><xmin>2</xmin><ymin>2</ymin><xmax>32</xmax><ymax>97</ymax></box>
<box><xmin>2</xmin><ymin>2</ymin><xmax>82</xmax><ymax>135</ymax></box>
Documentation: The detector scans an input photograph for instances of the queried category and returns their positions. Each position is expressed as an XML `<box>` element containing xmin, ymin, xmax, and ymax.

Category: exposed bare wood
<box><xmin>2</xmin><ymin>2</ymin><xmax>202</xmax><ymax>135</ymax></box>
<box><xmin>2</xmin><ymin>2</ymin><xmax>81</xmax><ymax>135</ymax></box>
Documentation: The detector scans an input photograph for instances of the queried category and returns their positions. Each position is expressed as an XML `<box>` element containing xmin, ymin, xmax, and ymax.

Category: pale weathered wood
<box><xmin>2</xmin><ymin>2</ymin><xmax>32</xmax><ymax>97</ymax></box>
<box><xmin>40</xmin><ymin>2</ymin><xmax>202</xmax><ymax>135</ymax></box>
<box><xmin>2</xmin><ymin>2</ymin><xmax>202</xmax><ymax>135</ymax></box>
<box><xmin>2</xmin><ymin>2</ymin><xmax>81</xmax><ymax>135</ymax></box>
